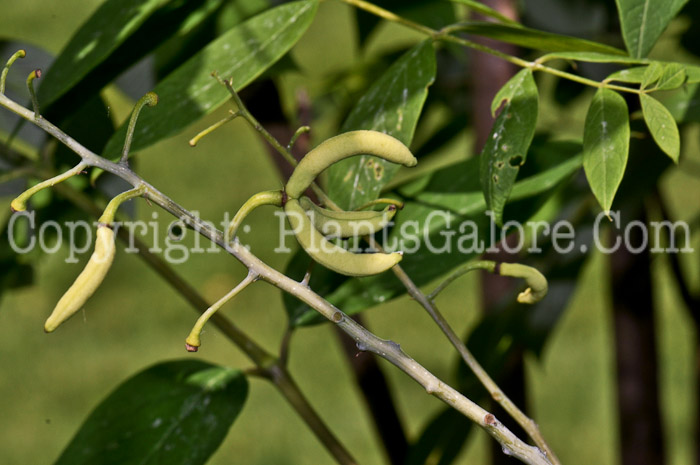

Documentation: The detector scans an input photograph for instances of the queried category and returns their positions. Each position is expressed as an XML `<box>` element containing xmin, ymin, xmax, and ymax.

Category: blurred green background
<box><xmin>1</xmin><ymin>1</ymin><xmax>699</xmax><ymax>464</ymax></box>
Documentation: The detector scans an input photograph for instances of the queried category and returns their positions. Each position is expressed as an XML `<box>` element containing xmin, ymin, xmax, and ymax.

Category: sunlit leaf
<box><xmin>582</xmin><ymin>88</ymin><xmax>630</xmax><ymax>213</ymax></box>
<box><xmin>607</xmin><ymin>62</ymin><xmax>690</xmax><ymax>90</ymax></box>
<box><xmin>615</xmin><ymin>0</ymin><xmax>688</xmax><ymax>58</ymax></box>
<box><xmin>640</xmin><ymin>93</ymin><xmax>680</xmax><ymax>162</ymax></box>
<box><xmin>38</xmin><ymin>0</ymin><xmax>169</xmax><ymax>107</ymax></box>
<box><xmin>101</xmin><ymin>0</ymin><xmax>318</xmax><ymax>159</ymax></box>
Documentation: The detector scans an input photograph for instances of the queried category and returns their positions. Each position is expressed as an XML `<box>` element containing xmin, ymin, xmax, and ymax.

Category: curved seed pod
<box><xmin>226</xmin><ymin>190</ymin><xmax>284</xmax><ymax>241</ymax></box>
<box><xmin>498</xmin><ymin>262</ymin><xmax>548</xmax><ymax>304</ymax></box>
<box><xmin>44</xmin><ymin>226</ymin><xmax>116</xmax><ymax>332</ymax></box>
<box><xmin>285</xmin><ymin>198</ymin><xmax>402</xmax><ymax>277</ymax></box>
<box><xmin>285</xmin><ymin>130</ymin><xmax>417</xmax><ymax>199</ymax></box>
<box><xmin>299</xmin><ymin>196</ymin><xmax>396</xmax><ymax>238</ymax></box>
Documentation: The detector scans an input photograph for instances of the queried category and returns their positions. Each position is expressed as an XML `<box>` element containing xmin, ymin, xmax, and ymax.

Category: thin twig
<box><xmin>214</xmin><ymin>73</ymin><xmax>342</xmax><ymax>211</ymax></box>
<box><xmin>390</xmin><ymin>261</ymin><xmax>559</xmax><ymax>464</ymax></box>
<box><xmin>340</xmin><ymin>0</ymin><xmax>643</xmax><ymax>96</ymax></box>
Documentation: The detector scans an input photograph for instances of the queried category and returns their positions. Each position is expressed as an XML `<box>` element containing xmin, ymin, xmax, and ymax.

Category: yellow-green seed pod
<box><xmin>299</xmin><ymin>196</ymin><xmax>397</xmax><ymax>238</ymax></box>
<box><xmin>285</xmin><ymin>198</ymin><xmax>402</xmax><ymax>276</ymax></box>
<box><xmin>44</xmin><ymin>226</ymin><xmax>116</xmax><ymax>332</ymax></box>
<box><xmin>285</xmin><ymin>130</ymin><xmax>416</xmax><ymax>199</ymax></box>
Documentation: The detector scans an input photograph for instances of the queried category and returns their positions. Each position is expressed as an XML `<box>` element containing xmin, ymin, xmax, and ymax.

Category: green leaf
<box><xmin>539</xmin><ymin>51</ymin><xmax>650</xmax><ymax>65</ymax></box>
<box><xmin>654</xmin><ymin>63</ymin><xmax>688</xmax><ymax>90</ymax></box>
<box><xmin>641</xmin><ymin>61</ymin><xmax>664</xmax><ymax>88</ymax></box>
<box><xmin>583</xmin><ymin>88</ymin><xmax>630</xmax><ymax>214</ymax></box>
<box><xmin>640</xmin><ymin>93</ymin><xmax>680</xmax><ymax>162</ymax></box>
<box><xmin>686</xmin><ymin>65</ymin><xmax>700</xmax><ymax>84</ymax></box>
<box><xmin>407</xmin><ymin>142</ymin><xmax>581</xmax><ymax>216</ymax></box>
<box><xmin>447</xmin><ymin>0</ymin><xmax>519</xmax><ymax>25</ymax></box>
<box><xmin>54</xmin><ymin>360</ymin><xmax>248</xmax><ymax>465</ymax></box>
<box><xmin>640</xmin><ymin>62</ymin><xmax>687</xmax><ymax>90</ymax></box>
<box><xmin>40</xmin><ymin>0</ymin><xmax>229</xmax><ymax>124</ymax></box>
<box><xmin>325</xmin><ymin>40</ymin><xmax>436</xmax><ymax>210</ymax></box>
<box><xmin>101</xmin><ymin>0</ymin><xmax>318</xmax><ymax>159</ymax></box>
<box><xmin>37</xmin><ymin>0</ymin><xmax>169</xmax><ymax>107</ymax></box>
<box><xmin>607</xmin><ymin>62</ymin><xmax>689</xmax><ymax>90</ymax></box>
<box><xmin>615</xmin><ymin>0</ymin><xmax>688</xmax><ymax>58</ymax></box>
<box><xmin>606</xmin><ymin>66</ymin><xmax>648</xmax><ymax>84</ymax></box>
<box><xmin>446</xmin><ymin>22</ymin><xmax>626</xmax><ymax>55</ymax></box>
<box><xmin>480</xmin><ymin>69</ymin><xmax>538</xmax><ymax>226</ymax></box>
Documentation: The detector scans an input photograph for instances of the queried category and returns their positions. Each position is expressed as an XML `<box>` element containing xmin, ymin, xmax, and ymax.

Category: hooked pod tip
<box><xmin>144</xmin><ymin>92</ymin><xmax>158</xmax><ymax>107</ymax></box>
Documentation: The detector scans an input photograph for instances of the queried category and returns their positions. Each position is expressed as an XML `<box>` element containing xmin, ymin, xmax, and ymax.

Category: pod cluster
<box><xmin>282</xmin><ymin>130</ymin><xmax>416</xmax><ymax>277</ymax></box>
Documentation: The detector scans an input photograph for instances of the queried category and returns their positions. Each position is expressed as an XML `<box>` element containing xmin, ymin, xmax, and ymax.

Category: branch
<box><xmin>45</xmin><ymin>180</ymin><xmax>357</xmax><ymax>465</ymax></box>
<box><xmin>390</xmin><ymin>262</ymin><xmax>559</xmax><ymax>464</ymax></box>
<box><xmin>1</xmin><ymin>90</ymin><xmax>550</xmax><ymax>465</ymax></box>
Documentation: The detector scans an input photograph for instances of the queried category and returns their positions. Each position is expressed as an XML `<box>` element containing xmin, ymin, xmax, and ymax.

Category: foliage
<box><xmin>1</xmin><ymin>0</ymin><xmax>699</xmax><ymax>464</ymax></box>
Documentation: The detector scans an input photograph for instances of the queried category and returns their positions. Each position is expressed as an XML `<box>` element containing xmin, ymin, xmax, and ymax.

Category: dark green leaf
<box><xmin>325</xmin><ymin>40</ymin><xmax>436</xmax><ymax>210</ymax></box>
<box><xmin>583</xmin><ymin>88</ymin><xmax>630</xmax><ymax>214</ymax></box>
<box><xmin>55</xmin><ymin>360</ymin><xmax>248</xmax><ymax>465</ymax></box>
<box><xmin>37</xmin><ymin>0</ymin><xmax>168</xmax><ymax>107</ymax></box>
<box><xmin>615</xmin><ymin>0</ymin><xmax>687</xmax><ymax>58</ymax></box>
<box><xmin>101</xmin><ymin>0</ymin><xmax>318</xmax><ymax>159</ymax></box>
<box><xmin>480</xmin><ymin>68</ymin><xmax>538</xmax><ymax>226</ymax></box>
<box><xmin>446</xmin><ymin>22</ymin><xmax>625</xmax><ymax>55</ymax></box>
<box><xmin>640</xmin><ymin>94</ymin><xmax>680</xmax><ymax>162</ymax></box>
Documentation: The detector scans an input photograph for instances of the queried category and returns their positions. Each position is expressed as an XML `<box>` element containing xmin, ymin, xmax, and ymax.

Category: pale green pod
<box><xmin>299</xmin><ymin>196</ymin><xmax>397</xmax><ymax>238</ymax></box>
<box><xmin>226</xmin><ymin>190</ymin><xmax>283</xmax><ymax>241</ymax></box>
<box><xmin>44</xmin><ymin>226</ymin><xmax>116</xmax><ymax>332</ymax></box>
<box><xmin>498</xmin><ymin>262</ymin><xmax>548</xmax><ymax>304</ymax></box>
<box><xmin>285</xmin><ymin>130</ymin><xmax>417</xmax><ymax>199</ymax></box>
<box><xmin>285</xmin><ymin>198</ymin><xmax>402</xmax><ymax>276</ymax></box>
